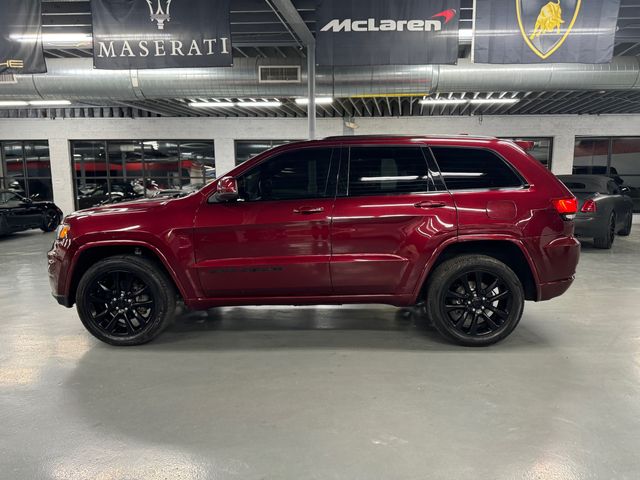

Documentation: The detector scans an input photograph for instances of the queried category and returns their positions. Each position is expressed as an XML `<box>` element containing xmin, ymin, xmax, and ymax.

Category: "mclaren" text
<box><xmin>320</xmin><ymin>18</ymin><xmax>443</xmax><ymax>33</ymax></box>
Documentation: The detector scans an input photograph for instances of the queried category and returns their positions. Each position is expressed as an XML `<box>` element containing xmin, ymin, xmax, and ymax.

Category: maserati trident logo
<box><xmin>146</xmin><ymin>0</ymin><xmax>172</xmax><ymax>30</ymax></box>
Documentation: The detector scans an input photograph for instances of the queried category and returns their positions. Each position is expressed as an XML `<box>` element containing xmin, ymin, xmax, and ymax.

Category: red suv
<box><xmin>48</xmin><ymin>136</ymin><xmax>580</xmax><ymax>347</ymax></box>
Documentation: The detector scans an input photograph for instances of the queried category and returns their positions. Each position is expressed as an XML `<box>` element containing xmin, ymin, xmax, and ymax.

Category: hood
<box><xmin>66</xmin><ymin>196</ymin><xmax>175</xmax><ymax>221</ymax></box>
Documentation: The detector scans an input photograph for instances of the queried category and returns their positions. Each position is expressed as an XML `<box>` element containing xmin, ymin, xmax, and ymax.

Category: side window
<box><xmin>430</xmin><ymin>147</ymin><xmax>523</xmax><ymax>190</ymax></box>
<box><xmin>348</xmin><ymin>147</ymin><xmax>432</xmax><ymax>196</ymax></box>
<box><xmin>238</xmin><ymin>148</ymin><xmax>333</xmax><ymax>201</ymax></box>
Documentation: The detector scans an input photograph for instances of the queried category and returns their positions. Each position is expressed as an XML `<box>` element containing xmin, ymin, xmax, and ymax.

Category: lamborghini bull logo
<box><xmin>529</xmin><ymin>1</ymin><xmax>564</xmax><ymax>39</ymax></box>
<box><xmin>516</xmin><ymin>0</ymin><xmax>581</xmax><ymax>59</ymax></box>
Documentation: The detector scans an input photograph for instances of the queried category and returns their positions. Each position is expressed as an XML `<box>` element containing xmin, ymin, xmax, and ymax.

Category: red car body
<box><xmin>49</xmin><ymin>136</ymin><xmax>579</xmax><ymax>313</ymax></box>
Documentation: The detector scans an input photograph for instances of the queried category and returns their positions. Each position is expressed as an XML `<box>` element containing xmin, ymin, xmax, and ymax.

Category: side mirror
<box><xmin>214</xmin><ymin>176</ymin><xmax>239</xmax><ymax>202</ymax></box>
<box><xmin>620</xmin><ymin>186</ymin><xmax>631</xmax><ymax>195</ymax></box>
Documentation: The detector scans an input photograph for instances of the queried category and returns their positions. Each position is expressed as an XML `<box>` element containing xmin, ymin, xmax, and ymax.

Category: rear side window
<box><xmin>430</xmin><ymin>147</ymin><xmax>523</xmax><ymax>190</ymax></box>
<box><xmin>348</xmin><ymin>147</ymin><xmax>432</xmax><ymax>196</ymax></box>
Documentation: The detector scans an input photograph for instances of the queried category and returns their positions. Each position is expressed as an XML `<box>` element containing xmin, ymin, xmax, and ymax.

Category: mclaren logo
<box><xmin>146</xmin><ymin>0</ymin><xmax>172</xmax><ymax>30</ymax></box>
<box><xmin>516</xmin><ymin>0</ymin><xmax>581</xmax><ymax>59</ymax></box>
<box><xmin>321</xmin><ymin>9</ymin><xmax>457</xmax><ymax>33</ymax></box>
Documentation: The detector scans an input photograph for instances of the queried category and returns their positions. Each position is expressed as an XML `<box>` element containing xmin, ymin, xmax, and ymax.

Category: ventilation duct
<box><xmin>1</xmin><ymin>56</ymin><xmax>639</xmax><ymax>102</ymax></box>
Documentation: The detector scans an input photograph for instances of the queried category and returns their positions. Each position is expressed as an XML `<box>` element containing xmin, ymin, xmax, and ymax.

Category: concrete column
<box><xmin>550</xmin><ymin>134</ymin><xmax>576</xmax><ymax>175</ymax></box>
<box><xmin>214</xmin><ymin>138</ymin><xmax>236</xmax><ymax>178</ymax></box>
<box><xmin>48</xmin><ymin>138</ymin><xmax>75</xmax><ymax>216</ymax></box>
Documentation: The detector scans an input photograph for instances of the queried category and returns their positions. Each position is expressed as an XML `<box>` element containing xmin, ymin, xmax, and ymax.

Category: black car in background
<box><xmin>558</xmin><ymin>175</ymin><xmax>633</xmax><ymax>249</ymax></box>
<box><xmin>0</xmin><ymin>190</ymin><xmax>63</xmax><ymax>236</ymax></box>
<box><xmin>572</xmin><ymin>166</ymin><xmax>640</xmax><ymax>213</ymax></box>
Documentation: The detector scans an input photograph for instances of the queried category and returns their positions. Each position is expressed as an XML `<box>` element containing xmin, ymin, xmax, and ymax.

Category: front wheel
<box><xmin>76</xmin><ymin>255</ymin><xmax>176</xmax><ymax>346</ymax></box>
<box><xmin>425</xmin><ymin>255</ymin><xmax>525</xmax><ymax>347</ymax></box>
<box><xmin>40</xmin><ymin>208</ymin><xmax>60</xmax><ymax>232</ymax></box>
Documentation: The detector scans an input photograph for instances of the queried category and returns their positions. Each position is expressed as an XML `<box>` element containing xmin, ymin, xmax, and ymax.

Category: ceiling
<box><xmin>2</xmin><ymin>0</ymin><xmax>639</xmax><ymax>118</ymax></box>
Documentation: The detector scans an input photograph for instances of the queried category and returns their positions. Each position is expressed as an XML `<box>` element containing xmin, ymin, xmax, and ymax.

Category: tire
<box><xmin>425</xmin><ymin>255</ymin><xmax>525</xmax><ymax>347</ymax></box>
<box><xmin>618</xmin><ymin>211</ymin><xmax>632</xmax><ymax>236</ymax></box>
<box><xmin>40</xmin><ymin>208</ymin><xmax>60</xmax><ymax>232</ymax></box>
<box><xmin>76</xmin><ymin>255</ymin><xmax>176</xmax><ymax>346</ymax></box>
<box><xmin>593</xmin><ymin>213</ymin><xmax>616</xmax><ymax>249</ymax></box>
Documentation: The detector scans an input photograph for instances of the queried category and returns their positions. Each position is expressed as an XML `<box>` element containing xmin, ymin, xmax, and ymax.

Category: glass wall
<box><xmin>574</xmin><ymin>137</ymin><xmax>640</xmax><ymax>212</ymax></box>
<box><xmin>0</xmin><ymin>141</ymin><xmax>53</xmax><ymax>200</ymax></box>
<box><xmin>71</xmin><ymin>140</ymin><xmax>215</xmax><ymax>210</ymax></box>
<box><xmin>502</xmin><ymin>137</ymin><xmax>553</xmax><ymax>169</ymax></box>
<box><xmin>235</xmin><ymin>140</ymin><xmax>299</xmax><ymax>166</ymax></box>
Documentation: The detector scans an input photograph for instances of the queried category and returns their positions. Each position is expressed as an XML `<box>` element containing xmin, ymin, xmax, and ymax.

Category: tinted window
<box><xmin>348</xmin><ymin>147</ymin><xmax>431</xmax><ymax>196</ymax></box>
<box><xmin>239</xmin><ymin>148</ymin><xmax>333</xmax><ymax>201</ymax></box>
<box><xmin>431</xmin><ymin>147</ymin><xmax>523</xmax><ymax>190</ymax></box>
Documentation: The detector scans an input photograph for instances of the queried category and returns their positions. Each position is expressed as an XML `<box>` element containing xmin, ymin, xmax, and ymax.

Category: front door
<box><xmin>330</xmin><ymin>146</ymin><xmax>458</xmax><ymax>296</ymax></box>
<box><xmin>193</xmin><ymin>146</ymin><xmax>338</xmax><ymax>298</ymax></box>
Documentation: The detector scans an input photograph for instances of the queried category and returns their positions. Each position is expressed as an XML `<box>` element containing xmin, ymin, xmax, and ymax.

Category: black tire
<box><xmin>593</xmin><ymin>213</ymin><xmax>616</xmax><ymax>249</ymax></box>
<box><xmin>618</xmin><ymin>211</ymin><xmax>632</xmax><ymax>236</ymax></box>
<box><xmin>76</xmin><ymin>255</ymin><xmax>176</xmax><ymax>346</ymax></box>
<box><xmin>425</xmin><ymin>255</ymin><xmax>525</xmax><ymax>347</ymax></box>
<box><xmin>40</xmin><ymin>208</ymin><xmax>60</xmax><ymax>232</ymax></box>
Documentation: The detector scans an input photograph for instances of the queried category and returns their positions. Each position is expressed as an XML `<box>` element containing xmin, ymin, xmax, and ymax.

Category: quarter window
<box><xmin>348</xmin><ymin>147</ymin><xmax>432</xmax><ymax>196</ymax></box>
<box><xmin>430</xmin><ymin>147</ymin><xmax>523</xmax><ymax>190</ymax></box>
<box><xmin>238</xmin><ymin>148</ymin><xmax>334</xmax><ymax>201</ymax></box>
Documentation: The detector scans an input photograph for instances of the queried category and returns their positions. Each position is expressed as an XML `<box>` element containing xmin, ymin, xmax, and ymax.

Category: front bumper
<box><xmin>47</xmin><ymin>239</ymin><xmax>75</xmax><ymax>308</ymax></box>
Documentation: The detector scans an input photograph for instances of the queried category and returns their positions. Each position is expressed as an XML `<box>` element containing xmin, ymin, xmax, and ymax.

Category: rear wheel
<box><xmin>618</xmin><ymin>211</ymin><xmax>632</xmax><ymax>236</ymax></box>
<box><xmin>594</xmin><ymin>213</ymin><xmax>615</xmax><ymax>249</ymax></box>
<box><xmin>40</xmin><ymin>208</ymin><xmax>60</xmax><ymax>232</ymax></box>
<box><xmin>425</xmin><ymin>255</ymin><xmax>524</xmax><ymax>347</ymax></box>
<box><xmin>76</xmin><ymin>255</ymin><xmax>176</xmax><ymax>346</ymax></box>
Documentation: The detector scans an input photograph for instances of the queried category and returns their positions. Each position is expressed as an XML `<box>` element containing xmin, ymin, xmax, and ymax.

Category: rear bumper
<box><xmin>573</xmin><ymin>214</ymin><xmax>606</xmax><ymax>238</ymax></box>
<box><xmin>527</xmin><ymin>234</ymin><xmax>580</xmax><ymax>301</ymax></box>
<box><xmin>538</xmin><ymin>276</ymin><xmax>574</xmax><ymax>301</ymax></box>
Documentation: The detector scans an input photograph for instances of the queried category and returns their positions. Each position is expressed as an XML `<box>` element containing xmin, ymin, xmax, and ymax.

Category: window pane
<box><xmin>502</xmin><ymin>137</ymin><xmax>552</xmax><ymax>169</ymax></box>
<box><xmin>235</xmin><ymin>140</ymin><xmax>298</xmax><ymax>166</ymax></box>
<box><xmin>239</xmin><ymin>148</ymin><xmax>333</xmax><ymax>201</ymax></box>
<box><xmin>107</xmin><ymin>141</ymin><xmax>144</xmax><ymax>181</ymax></box>
<box><xmin>348</xmin><ymin>147</ymin><xmax>431</xmax><ymax>196</ymax></box>
<box><xmin>573</xmin><ymin>138</ymin><xmax>608</xmax><ymax>174</ymax></box>
<box><xmin>2</xmin><ymin>142</ymin><xmax>24</xmax><ymax>180</ymax></box>
<box><xmin>610</xmin><ymin>138</ymin><xmax>640</xmax><ymax>176</ymax></box>
<box><xmin>180</xmin><ymin>141</ymin><xmax>215</xmax><ymax>187</ymax></box>
<box><xmin>76</xmin><ymin>179</ymin><xmax>110</xmax><ymax>210</ymax></box>
<box><xmin>431</xmin><ymin>147</ymin><xmax>523</xmax><ymax>190</ymax></box>
<box><xmin>24</xmin><ymin>141</ymin><xmax>51</xmax><ymax>177</ymax></box>
<box><xmin>27</xmin><ymin>178</ymin><xmax>53</xmax><ymax>201</ymax></box>
<box><xmin>72</xmin><ymin>141</ymin><xmax>107</xmax><ymax>180</ymax></box>
<box><xmin>143</xmin><ymin>141</ymin><xmax>180</xmax><ymax>190</ymax></box>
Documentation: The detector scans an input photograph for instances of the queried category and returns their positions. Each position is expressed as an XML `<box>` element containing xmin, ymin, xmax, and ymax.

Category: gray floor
<box><xmin>1</xmin><ymin>229</ymin><xmax>639</xmax><ymax>480</ymax></box>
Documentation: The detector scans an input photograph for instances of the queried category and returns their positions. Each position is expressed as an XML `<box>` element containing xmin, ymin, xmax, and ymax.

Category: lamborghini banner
<box><xmin>91</xmin><ymin>0</ymin><xmax>233</xmax><ymax>69</ymax></box>
<box><xmin>0</xmin><ymin>0</ymin><xmax>47</xmax><ymax>74</ymax></box>
<box><xmin>474</xmin><ymin>0</ymin><xmax>621</xmax><ymax>63</ymax></box>
<box><xmin>316</xmin><ymin>0</ymin><xmax>460</xmax><ymax>66</ymax></box>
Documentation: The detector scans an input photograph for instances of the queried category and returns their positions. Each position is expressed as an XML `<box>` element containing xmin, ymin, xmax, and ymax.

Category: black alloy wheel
<box><xmin>76</xmin><ymin>255</ymin><xmax>176</xmax><ymax>346</ymax></box>
<box><xmin>41</xmin><ymin>209</ymin><xmax>60</xmax><ymax>232</ymax></box>
<box><xmin>426</xmin><ymin>255</ymin><xmax>524</xmax><ymax>346</ymax></box>
<box><xmin>618</xmin><ymin>212</ymin><xmax>632</xmax><ymax>236</ymax></box>
<box><xmin>594</xmin><ymin>213</ymin><xmax>616</xmax><ymax>249</ymax></box>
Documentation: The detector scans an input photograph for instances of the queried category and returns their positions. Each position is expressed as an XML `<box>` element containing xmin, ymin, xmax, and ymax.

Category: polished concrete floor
<box><xmin>1</xmin><ymin>228</ymin><xmax>639</xmax><ymax>480</ymax></box>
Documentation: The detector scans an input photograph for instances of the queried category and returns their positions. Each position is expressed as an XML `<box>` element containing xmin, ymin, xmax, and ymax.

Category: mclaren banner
<box><xmin>474</xmin><ymin>0</ymin><xmax>621</xmax><ymax>63</ymax></box>
<box><xmin>316</xmin><ymin>0</ymin><xmax>460</xmax><ymax>66</ymax></box>
<box><xmin>0</xmin><ymin>0</ymin><xmax>46</xmax><ymax>74</ymax></box>
<box><xmin>91</xmin><ymin>0</ymin><xmax>233</xmax><ymax>69</ymax></box>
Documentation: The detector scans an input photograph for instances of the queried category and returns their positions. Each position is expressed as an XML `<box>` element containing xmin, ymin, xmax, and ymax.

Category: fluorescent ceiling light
<box><xmin>469</xmin><ymin>98</ymin><xmax>520</xmax><ymax>105</ymax></box>
<box><xmin>295</xmin><ymin>97</ymin><xmax>334</xmax><ymax>105</ymax></box>
<box><xmin>419</xmin><ymin>99</ymin><xmax>467</xmax><ymax>105</ymax></box>
<box><xmin>0</xmin><ymin>101</ymin><xmax>28</xmax><ymax>107</ymax></box>
<box><xmin>189</xmin><ymin>101</ymin><xmax>235</xmax><ymax>108</ymax></box>
<box><xmin>29</xmin><ymin>100</ymin><xmax>71</xmax><ymax>106</ymax></box>
<box><xmin>237</xmin><ymin>101</ymin><xmax>282</xmax><ymax>108</ymax></box>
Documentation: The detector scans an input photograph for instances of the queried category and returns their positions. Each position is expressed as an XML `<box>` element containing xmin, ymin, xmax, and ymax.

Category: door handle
<box><xmin>414</xmin><ymin>201</ymin><xmax>446</xmax><ymax>209</ymax></box>
<box><xmin>293</xmin><ymin>206</ymin><xmax>325</xmax><ymax>214</ymax></box>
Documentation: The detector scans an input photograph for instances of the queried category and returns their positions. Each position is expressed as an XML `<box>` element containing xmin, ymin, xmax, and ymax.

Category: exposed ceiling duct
<box><xmin>1</xmin><ymin>56</ymin><xmax>639</xmax><ymax>102</ymax></box>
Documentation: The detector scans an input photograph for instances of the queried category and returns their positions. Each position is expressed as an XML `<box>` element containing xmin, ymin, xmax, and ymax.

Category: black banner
<box><xmin>91</xmin><ymin>0</ymin><xmax>233</xmax><ymax>69</ymax></box>
<box><xmin>0</xmin><ymin>0</ymin><xmax>46</xmax><ymax>74</ymax></box>
<box><xmin>316</xmin><ymin>0</ymin><xmax>460</xmax><ymax>66</ymax></box>
<box><xmin>474</xmin><ymin>0</ymin><xmax>621</xmax><ymax>63</ymax></box>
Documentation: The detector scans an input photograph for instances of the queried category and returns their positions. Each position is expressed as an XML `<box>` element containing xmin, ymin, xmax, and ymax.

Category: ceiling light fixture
<box><xmin>189</xmin><ymin>101</ymin><xmax>235</xmax><ymax>108</ymax></box>
<box><xmin>419</xmin><ymin>99</ymin><xmax>467</xmax><ymax>105</ymax></box>
<box><xmin>0</xmin><ymin>101</ymin><xmax>29</xmax><ymax>107</ymax></box>
<box><xmin>29</xmin><ymin>100</ymin><xmax>72</xmax><ymax>106</ymax></box>
<box><xmin>236</xmin><ymin>101</ymin><xmax>282</xmax><ymax>108</ymax></box>
<box><xmin>295</xmin><ymin>97</ymin><xmax>334</xmax><ymax>105</ymax></box>
<box><xmin>469</xmin><ymin>98</ymin><xmax>520</xmax><ymax>105</ymax></box>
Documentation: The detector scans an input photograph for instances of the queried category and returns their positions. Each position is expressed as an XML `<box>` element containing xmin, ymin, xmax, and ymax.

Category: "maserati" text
<box><xmin>96</xmin><ymin>38</ymin><xmax>231</xmax><ymax>58</ymax></box>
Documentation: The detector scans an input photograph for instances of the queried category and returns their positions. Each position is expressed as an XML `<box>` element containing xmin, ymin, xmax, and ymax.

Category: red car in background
<box><xmin>48</xmin><ymin>135</ymin><xmax>580</xmax><ymax>347</ymax></box>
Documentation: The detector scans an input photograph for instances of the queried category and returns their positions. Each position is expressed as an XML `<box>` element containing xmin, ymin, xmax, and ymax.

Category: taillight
<box><xmin>552</xmin><ymin>197</ymin><xmax>577</xmax><ymax>220</ymax></box>
<box><xmin>581</xmin><ymin>199</ymin><xmax>597</xmax><ymax>213</ymax></box>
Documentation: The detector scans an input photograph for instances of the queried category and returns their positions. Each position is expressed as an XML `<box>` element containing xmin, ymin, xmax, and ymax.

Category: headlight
<box><xmin>56</xmin><ymin>224</ymin><xmax>71</xmax><ymax>240</ymax></box>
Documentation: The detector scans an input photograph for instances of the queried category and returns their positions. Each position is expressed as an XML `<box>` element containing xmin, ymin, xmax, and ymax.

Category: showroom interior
<box><xmin>1</xmin><ymin>0</ymin><xmax>640</xmax><ymax>478</ymax></box>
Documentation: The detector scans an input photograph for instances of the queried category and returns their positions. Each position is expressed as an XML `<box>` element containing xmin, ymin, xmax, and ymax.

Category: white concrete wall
<box><xmin>1</xmin><ymin>114</ymin><xmax>640</xmax><ymax>214</ymax></box>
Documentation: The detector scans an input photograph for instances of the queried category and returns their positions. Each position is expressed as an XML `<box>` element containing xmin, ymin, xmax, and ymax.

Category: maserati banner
<box><xmin>474</xmin><ymin>0</ymin><xmax>621</xmax><ymax>63</ymax></box>
<box><xmin>0</xmin><ymin>0</ymin><xmax>46</xmax><ymax>74</ymax></box>
<box><xmin>315</xmin><ymin>0</ymin><xmax>460</xmax><ymax>66</ymax></box>
<box><xmin>91</xmin><ymin>0</ymin><xmax>233</xmax><ymax>69</ymax></box>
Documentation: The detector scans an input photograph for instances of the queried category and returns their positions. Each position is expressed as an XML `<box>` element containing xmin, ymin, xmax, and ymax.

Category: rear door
<box><xmin>330</xmin><ymin>145</ymin><xmax>457</xmax><ymax>296</ymax></box>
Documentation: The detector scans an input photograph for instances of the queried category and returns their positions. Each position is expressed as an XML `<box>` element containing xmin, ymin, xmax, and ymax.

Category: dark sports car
<box><xmin>558</xmin><ymin>175</ymin><xmax>634</xmax><ymax>249</ymax></box>
<box><xmin>0</xmin><ymin>190</ymin><xmax>63</xmax><ymax>236</ymax></box>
